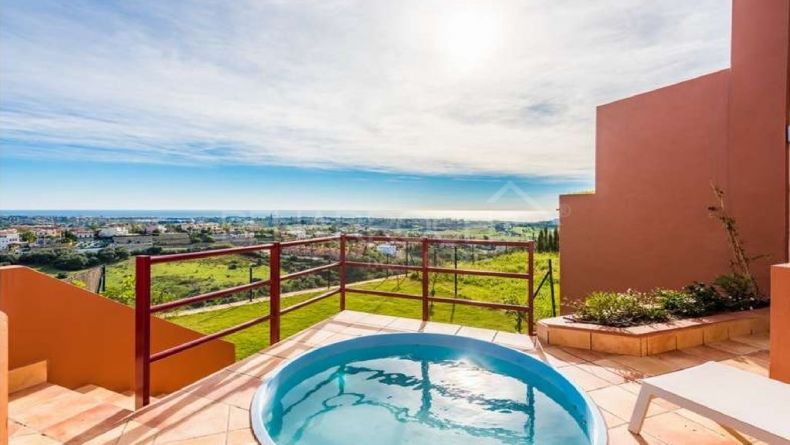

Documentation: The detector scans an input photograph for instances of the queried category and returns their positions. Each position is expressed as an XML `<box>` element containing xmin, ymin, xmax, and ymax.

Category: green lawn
<box><xmin>169</xmin><ymin>251</ymin><xmax>559</xmax><ymax>360</ymax></box>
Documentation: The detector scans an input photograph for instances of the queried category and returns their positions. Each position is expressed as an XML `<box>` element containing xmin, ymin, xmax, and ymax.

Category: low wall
<box><xmin>0</xmin><ymin>266</ymin><xmax>235</xmax><ymax>395</ymax></box>
<box><xmin>1</xmin><ymin>311</ymin><xmax>7</xmax><ymax>445</ymax></box>
<box><xmin>771</xmin><ymin>265</ymin><xmax>790</xmax><ymax>383</ymax></box>
<box><xmin>537</xmin><ymin>308</ymin><xmax>769</xmax><ymax>356</ymax></box>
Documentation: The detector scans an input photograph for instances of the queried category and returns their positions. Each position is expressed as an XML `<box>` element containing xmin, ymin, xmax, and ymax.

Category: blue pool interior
<box><xmin>251</xmin><ymin>333</ymin><xmax>607</xmax><ymax>445</ymax></box>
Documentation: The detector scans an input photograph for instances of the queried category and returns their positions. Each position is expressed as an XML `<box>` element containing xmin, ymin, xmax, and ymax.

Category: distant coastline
<box><xmin>0</xmin><ymin>209</ymin><xmax>557</xmax><ymax>223</ymax></box>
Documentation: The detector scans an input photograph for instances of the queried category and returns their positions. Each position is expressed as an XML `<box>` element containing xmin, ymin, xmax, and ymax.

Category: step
<box><xmin>77</xmin><ymin>384</ymin><xmax>136</xmax><ymax>411</ymax></box>
<box><xmin>9</xmin><ymin>383</ymin><xmax>132</xmax><ymax>443</ymax></box>
<box><xmin>7</xmin><ymin>360</ymin><xmax>47</xmax><ymax>393</ymax></box>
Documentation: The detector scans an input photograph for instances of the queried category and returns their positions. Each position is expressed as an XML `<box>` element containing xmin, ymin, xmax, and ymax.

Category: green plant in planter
<box><xmin>682</xmin><ymin>281</ymin><xmax>726</xmax><ymax>315</ymax></box>
<box><xmin>713</xmin><ymin>273</ymin><xmax>766</xmax><ymax>311</ymax></box>
<box><xmin>574</xmin><ymin>290</ymin><xmax>668</xmax><ymax>327</ymax></box>
<box><xmin>654</xmin><ymin>288</ymin><xmax>707</xmax><ymax>318</ymax></box>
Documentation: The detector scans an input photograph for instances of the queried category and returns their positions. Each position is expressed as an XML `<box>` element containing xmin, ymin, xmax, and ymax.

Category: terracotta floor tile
<box><xmin>133</xmin><ymin>393</ymin><xmax>229</xmax><ymax>443</ymax></box>
<box><xmin>706</xmin><ymin>340</ymin><xmax>759</xmax><ymax>356</ymax></box>
<box><xmin>559</xmin><ymin>366</ymin><xmax>612</xmax><ymax>391</ymax></box>
<box><xmin>653</xmin><ymin>350</ymin><xmax>707</xmax><ymax>371</ymax></box>
<box><xmin>538</xmin><ymin>346</ymin><xmax>587</xmax><ymax>367</ymax></box>
<box><xmin>680</xmin><ymin>345</ymin><xmax>734</xmax><ymax>362</ymax></box>
<box><xmin>591</xmin><ymin>359</ymin><xmax>645</xmax><ymax>381</ymax></box>
<box><xmin>156</xmin><ymin>432</ymin><xmax>226</xmax><ymax>445</ymax></box>
<box><xmin>607</xmin><ymin>424</ymin><xmax>668</xmax><ymax>445</ymax></box>
<box><xmin>8</xmin><ymin>434</ymin><xmax>62</xmax><ymax>445</ymax></box>
<box><xmin>9</xmin><ymin>384</ymin><xmax>73</xmax><ymax>415</ymax></box>
<box><xmin>338</xmin><ymin>323</ymin><xmax>380</xmax><ymax>336</ymax></box>
<box><xmin>588</xmin><ymin>385</ymin><xmax>666</xmax><ymax>421</ymax></box>
<box><xmin>600</xmin><ymin>408</ymin><xmax>627</xmax><ymax>429</ymax></box>
<box><xmin>418</xmin><ymin>321</ymin><xmax>461</xmax><ymax>335</ymax></box>
<box><xmin>227</xmin><ymin>354</ymin><xmax>283</xmax><ymax>379</ymax></box>
<box><xmin>81</xmin><ymin>421</ymin><xmax>127</xmax><ymax>445</ymax></box>
<box><xmin>616</xmin><ymin>383</ymin><xmax>680</xmax><ymax>411</ymax></box>
<box><xmin>226</xmin><ymin>428</ymin><xmax>257</xmax><ymax>445</ymax></box>
<box><xmin>674</xmin><ymin>408</ymin><xmax>756</xmax><ymax>443</ymax></box>
<box><xmin>609</xmin><ymin>355</ymin><xmax>676</xmax><ymax>377</ymax></box>
<box><xmin>456</xmin><ymin>326</ymin><xmax>497</xmax><ymax>341</ymax></box>
<box><xmin>117</xmin><ymin>421</ymin><xmax>158</xmax><ymax>445</ymax></box>
<box><xmin>719</xmin><ymin>357</ymin><xmax>769</xmax><ymax>376</ymax></box>
<box><xmin>641</xmin><ymin>411</ymin><xmax>744</xmax><ymax>444</ymax></box>
<box><xmin>561</xmin><ymin>347</ymin><xmax>612</xmax><ymax>362</ymax></box>
<box><xmin>331</xmin><ymin>310</ymin><xmax>368</xmax><ymax>323</ymax></box>
<box><xmin>190</xmin><ymin>370</ymin><xmax>261</xmax><ymax>409</ymax></box>
<box><xmin>730</xmin><ymin>334</ymin><xmax>769</xmax><ymax>351</ymax></box>
<box><xmin>227</xmin><ymin>407</ymin><xmax>251</xmax><ymax>431</ymax></box>
<box><xmin>317</xmin><ymin>332</ymin><xmax>357</xmax><ymax>346</ymax></box>
<box><xmin>578</xmin><ymin>362</ymin><xmax>628</xmax><ymax>385</ymax></box>
<box><xmin>264</xmin><ymin>340</ymin><xmax>313</xmax><ymax>359</ymax></box>
<box><xmin>356</xmin><ymin>313</ymin><xmax>398</xmax><ymax>328</ymax></box>
<box><xmin>493</xmin><ymin>331</ymin><xmax>536</xmax><ymax>351</ymax></box>
<box><xmin>43</xmin><ymin>403</ymin><xmax>130</xmax><ymax>443</ymax></box>
<box><xmin>386</xmin><ymin>317</ymin><xmax>425</xmax><ymax>332</ymax></box>
<box><xmin>312</xmin><ymin>319</ymin><xmax>353</xmax><ymax>333</ymax></box>
<box><xmin>295</xmin><ymin>328</ymin><xmax>338</xmax><ymax>346</ymax></box>
<box><xmin>13</xmin><ymin>390</ymin><xmax>104</xmax><ymax>432</ymax></box>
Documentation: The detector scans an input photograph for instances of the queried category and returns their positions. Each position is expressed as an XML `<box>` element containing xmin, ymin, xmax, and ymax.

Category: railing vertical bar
<box><xmin>527</xmin><ymin>242</ymin><xmax>535</xmax><ymax>336</ymax></box>
<box><xmin>134</xmin><ymin>255</ymin><xmax>151</xmax><ymax>409</ymax></box>
<box><xmin>421</xmin><ymin>238</ymin><xmax>430</xmax><ymax>321</ymax></box>
<box><xmin>548</xmin><ymin>259</ymin><xmax>556</xmax><ymax>317</ymax></box>
<box><xmin>269</xmin><ymin>243</ymin><xmax>281</xmax><ymax>344</ymax></box>
<box><xmin>339</xmin><ymin>234</ymin><xmax>347</xmax><ymax>311</ymax></box>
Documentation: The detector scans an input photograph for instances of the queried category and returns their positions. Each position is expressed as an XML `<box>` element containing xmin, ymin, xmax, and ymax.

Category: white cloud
<box><xmin>0</xmin><ymin>0</ymin><xmax>731</xmax><ymax>178</ymax></box>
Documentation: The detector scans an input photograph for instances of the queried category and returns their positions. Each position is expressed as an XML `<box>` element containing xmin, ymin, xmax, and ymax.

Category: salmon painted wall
<box><xmin>0</xmin><ymin>266</ymin><xmax>235</xmax><ymax>395</ymax></box>
<box><xmin>559</xmin><ymin>0</ymin><xmax>790</xmax><ymax>312</ymax></box>
<box><xmin>770</xmin><ymin>264</ymin><xmax>790</xmax><ymax>383</ymax></box>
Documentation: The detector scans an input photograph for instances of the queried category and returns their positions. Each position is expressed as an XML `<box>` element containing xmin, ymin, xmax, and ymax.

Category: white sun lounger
<box><xmin>629</xmin><ymin>361</ymin><xmax>790</xmax><ymax>444</ymax></box>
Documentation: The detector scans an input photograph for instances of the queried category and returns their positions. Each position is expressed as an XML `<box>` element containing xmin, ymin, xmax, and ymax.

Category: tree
<box><xmin>20</xmin><ymin>231</ymin><xmax>36</xmax><ymax>243</ymax></box>
<box><xmin>63</xmin><ymin>231</ymin><xmax>78</xmax><ymax>244</ymax></box>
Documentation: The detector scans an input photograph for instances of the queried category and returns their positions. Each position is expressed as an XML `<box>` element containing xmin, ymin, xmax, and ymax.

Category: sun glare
<box><xmin>436</xmin><ymin>9</ymin><xmax>502</xmax><ymax>71</ymax></box>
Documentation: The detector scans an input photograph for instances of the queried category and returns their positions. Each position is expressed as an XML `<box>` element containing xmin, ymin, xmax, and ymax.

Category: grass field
<box><xmin>104</xmin><ymin>254</ymin><xmax>270</xmax><ymax>305</ymax></box>
<box><xmin>169</xmin><ymin>251</ymin><xmax>559</xmax><ymax>359</ymax></box>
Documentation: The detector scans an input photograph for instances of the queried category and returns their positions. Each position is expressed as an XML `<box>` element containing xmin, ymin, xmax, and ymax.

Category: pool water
<box><xmin>260</xmin><ymin>342</ymin><xmax>593</xmax><ymax>445</ymax></box>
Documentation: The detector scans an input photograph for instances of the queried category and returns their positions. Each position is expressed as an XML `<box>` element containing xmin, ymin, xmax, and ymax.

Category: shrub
<box><xmin>574</xmin><ymin>290</ymin><xmax>668</xmax><ymax>327</ymax></box>
<box><xmin>654</xmin><ymin>288</ymin><xmax>708</xmax><ymax>318</ymax></box>
<box><xmin>713</xmin><ymin>273</ymin><xmax>765</xmax><ymax>311</ymax></box>
<box><xmin>682</xmin><ymin>282</ymin><xmax>725</xmax><ymax>315</ymax></box>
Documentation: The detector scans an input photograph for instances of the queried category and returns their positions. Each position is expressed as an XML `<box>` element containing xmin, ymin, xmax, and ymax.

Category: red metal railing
<box><xmin>134</xmin><ymin>234</ymin><xmax>534</xmax><ymax>409</ymax></box>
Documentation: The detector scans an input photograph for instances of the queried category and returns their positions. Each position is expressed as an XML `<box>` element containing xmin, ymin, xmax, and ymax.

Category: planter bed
<box><xmin>537</xmin><ymin>308</ymin><xmax>769</xmax><ymax>356</ymax></box>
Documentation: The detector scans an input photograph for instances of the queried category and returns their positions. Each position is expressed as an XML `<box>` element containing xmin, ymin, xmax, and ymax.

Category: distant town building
<box><xmin>287</xmin><ymin>229</ymin><xmax>307</xmax><ymax>239</ymax></box>
<box><xmin>73</xmin><ymin>229</ymin><xmax>95</xmax><ymax>240</ymax></box>
<box><xmin>0</xmin><ymin>229</ymin><xmax>21</xmax><ymax>251</ymax></box>
<box><xmin>144</xmin><ymin>224</ymin><xmax>166</xmax><ymax>234</ymax></box>
<box><xmin>34</xmin><ymin>227</ymin><xmax>61</xmax><ymax>238</ymax></box>
<box><xmin>112</xmin><ymin>235</ymin><xmax>153</xmax><ymax>250</ymax></box>
<box><xmin>153</xmin><ymin>233</ymin><xmax>190</xmax><ymax>246</ymax></box>
<box><xmin>377</xmin><ymin>244</ymin><xmax>397</xmax><ymax>256</ymax></box>
<box><xmin>99</xmin><ymin>226</ymin><xmax>129</xmax><ymax>238</ymax></box>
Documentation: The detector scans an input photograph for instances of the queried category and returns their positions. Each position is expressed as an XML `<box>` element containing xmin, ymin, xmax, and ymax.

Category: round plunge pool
<box><xmin>250</xmin><ymin>333</ymin><xmax>607</xmax><ymax>445</ymax></box>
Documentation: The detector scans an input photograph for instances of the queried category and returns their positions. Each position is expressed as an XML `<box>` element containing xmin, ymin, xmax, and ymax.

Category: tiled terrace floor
<box><xmin>12</xmin><ymin>311</ymin><xmax>773</xmax><ymax>444</ymax></box>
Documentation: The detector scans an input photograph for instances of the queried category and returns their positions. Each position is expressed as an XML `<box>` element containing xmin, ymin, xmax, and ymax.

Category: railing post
<box><xmin>269</xmin><ymin>243</ymin><xmax>281</xmax><ymax>345</ymax></box>
<box><xmin>134</xmin><ymin>255</ymin><xmax>151</xmax><ymax>409</ymax></box>
<box><xmin>527</xmin><ymin>241</ymin><xmax>535</xmax><ymax>336</ymax></box>
<box><xmin>421</xmin><ymin>238</ymin><xmax>430</xmax><ymax>321</ymax></box>
<box><xmin>339</xmin><ymin>234</ymin><xmax>346</xmax><ymax>311</ymax></box>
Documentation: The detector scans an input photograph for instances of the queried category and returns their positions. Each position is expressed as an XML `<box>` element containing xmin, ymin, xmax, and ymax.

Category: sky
<box><xmin>0</xmin><ymin>0</ymin><xmax>732</xmax><ymax>219</ymax></box>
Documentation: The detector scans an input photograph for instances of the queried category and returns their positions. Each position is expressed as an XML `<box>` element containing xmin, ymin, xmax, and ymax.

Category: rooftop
<box><xmin>8</xmin><ymin>311</ymin><xmax>771</xmax><ymax>445</ymax></box>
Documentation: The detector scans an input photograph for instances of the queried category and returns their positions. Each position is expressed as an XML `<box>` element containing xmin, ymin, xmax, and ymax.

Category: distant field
<box><xmin>104</xmin><ymin>254</ymin><xmax>270</xmax><ymax>306</ymax></box>
<box><xmin>169</xmin><ymin>251</ymin><xmax>559</xmax><ymax>359</ymax></box>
